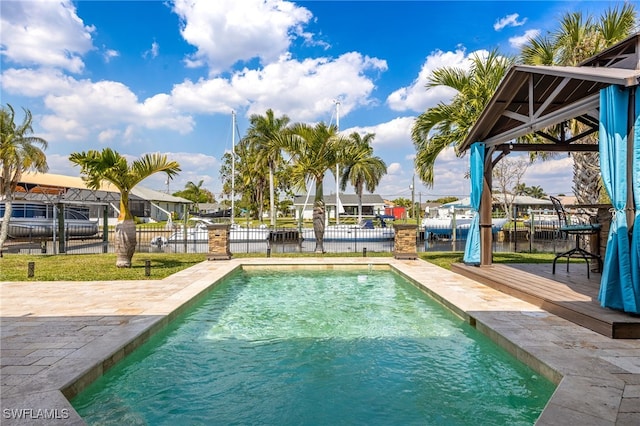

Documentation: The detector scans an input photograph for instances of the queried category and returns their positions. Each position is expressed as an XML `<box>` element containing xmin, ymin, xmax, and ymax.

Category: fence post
<box><xmin>27</xmin><ymin>262</ymin><xmax>35</xmax><ymax>278</ymax></box>
<box><xmin>145</xmin><ymin>260</ymin><xmax>151</xmax><ymax>276</ymax></box>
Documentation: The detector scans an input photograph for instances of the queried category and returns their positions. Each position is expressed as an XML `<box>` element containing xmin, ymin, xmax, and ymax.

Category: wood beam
<box><xmin>480</xmin><ymin>150</ymin><xmax>494</xmax><ymax>267</ymax></box>
<box><xmin>497</xmin><ymin>143</ymin><xmax>599</xmax><ymax>153</ymax></box>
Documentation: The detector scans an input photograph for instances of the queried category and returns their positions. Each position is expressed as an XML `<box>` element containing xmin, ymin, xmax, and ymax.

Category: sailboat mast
<box><xmin>335</xmin><ymin>100</ymin><xmax>340</xmax><ymax>225</ymax></box>
<box><xmin>231</xmin><ymin>110</ymin><xmax>236</xmax><ymax>224</ymax></box>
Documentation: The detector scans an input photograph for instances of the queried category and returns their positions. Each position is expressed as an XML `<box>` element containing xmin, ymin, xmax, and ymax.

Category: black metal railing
<box><xmin>2</xmin><ymin>222</ymin><xmax>578</xmax><ymax>256</ymax></box>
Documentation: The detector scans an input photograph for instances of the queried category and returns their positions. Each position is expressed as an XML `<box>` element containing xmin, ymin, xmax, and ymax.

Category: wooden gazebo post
<box><xmin>480</xmin><ymin>151</ymin><xmax>494</xmax><ymax>266</ymax></box>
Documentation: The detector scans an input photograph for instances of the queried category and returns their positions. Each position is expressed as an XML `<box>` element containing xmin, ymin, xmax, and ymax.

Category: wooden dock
<box><xmin>452</xmin><ymin>262</ymin><xmax>640</xmax><ymax>339</ymax></box>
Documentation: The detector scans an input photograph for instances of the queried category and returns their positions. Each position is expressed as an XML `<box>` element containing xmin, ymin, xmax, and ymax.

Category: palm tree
<box><xmin>174</xmin><ymin>180</ymin><xmax>215</xmax><ymax>205</ymax></box>
<box><xmin>520</xmin><ymin>3</ymin><xmax>637</xmax><ymax>205</ymax></box>
<box><xmin>339</xmin><ymin>132</ymin><xmax>387</xmax><ymax>222</ymax></box>
<box><xmin>514</xmin><ymin>183</ymin><xmax>528</xmax><ymax>196</ymax></box>
<box><xmin>219</xmin><ymin>138</ymin><xmax>269</xmax><ymax>221</ymax></box>
<box><xmin>282</xmin><ymin>122</ymin><xmax>346</xmax><ymax>253</ymax></box>
<box><xmin>0</xmin><ymin>104</ymin><xmax>48</xmax><ymax>253</ymax></box>
<box><xmin>69</xmin><ymin>148</ymin><xmax>180</xmax><ymax>267</ymax></box>
<box><xmin>245</xmin><ymin>109</ymin><xmax>290</xmax><ymax>227</ymax></box>
<box><xmin>412</xmin><ymin>49</ymin><xmax>514</xmax><ymax>187</ymax></box>
<box><xmin>526</xmin><ymin>185</ymin><xmax>546</xmax><ymax>199</ymax></box>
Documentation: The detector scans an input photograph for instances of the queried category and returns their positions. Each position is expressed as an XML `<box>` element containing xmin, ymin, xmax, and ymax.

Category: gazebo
<box><xmin>457</xmin><ymin>34</ymin><xmax>639</xmax><ymax>316</ymax></box>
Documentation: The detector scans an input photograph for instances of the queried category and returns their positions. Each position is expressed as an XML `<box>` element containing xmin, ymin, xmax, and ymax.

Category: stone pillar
<box><xmin>393</xmin><ymin>224</ymin><xmax>417</xmax><ymax>260</ymax></box>
<box><xmin>207</xmin><ymin>224</ymin><xmax>231</xmax><ymax>260</ymax></box>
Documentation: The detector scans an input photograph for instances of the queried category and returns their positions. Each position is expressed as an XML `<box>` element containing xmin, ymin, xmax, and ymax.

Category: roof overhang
<box><xmin>461</xmin><ymin>65</ymin><xmax>640</xmax><ymax>151</ymax></box>
<box><xmin>460</xmin><ymin>33</ymin><xmax>640</xmax><ymax>153</ymax></box>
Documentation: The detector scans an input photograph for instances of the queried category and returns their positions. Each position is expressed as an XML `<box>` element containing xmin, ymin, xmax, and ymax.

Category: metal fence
<box><xmin>2</xmin><ymin>220</ymin><xmax>580</xmax><ymax>256</ymax></box>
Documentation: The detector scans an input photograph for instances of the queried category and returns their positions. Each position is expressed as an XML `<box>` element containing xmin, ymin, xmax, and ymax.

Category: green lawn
<box><xmin>0</xmin><ymin>251</ymin><xmax>558</xmax><ymax>281</ymax></box>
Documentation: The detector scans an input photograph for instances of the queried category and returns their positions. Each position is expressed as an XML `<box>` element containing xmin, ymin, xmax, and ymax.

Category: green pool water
<box><xmin>72</xmin><ymin>268</ymin><xmax>555</xmax><ymax>425</ymax></box>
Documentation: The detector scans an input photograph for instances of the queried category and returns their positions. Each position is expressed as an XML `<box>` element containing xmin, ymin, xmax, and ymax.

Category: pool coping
<box><xmin>1</xmin><ymin>257</ymin><xmax>638</xmax><ymax>425</ymax></box>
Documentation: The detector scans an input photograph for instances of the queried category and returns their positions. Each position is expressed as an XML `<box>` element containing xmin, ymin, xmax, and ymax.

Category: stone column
<box><xmin>207</xmin><ymin>224</ymin><xmax>231</xmax><ymax>260</ymax></box>
<box><xmin>393</xmin><ymin>224</ymin><xmax>417</xmax><ymax>260</ymax></box>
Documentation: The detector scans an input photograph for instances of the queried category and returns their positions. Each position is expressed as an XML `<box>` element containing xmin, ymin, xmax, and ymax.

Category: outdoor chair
<box><xmin>549</xmin><ymin>196</ymin><xmax>602</xmax><ymax>278</ymax></box>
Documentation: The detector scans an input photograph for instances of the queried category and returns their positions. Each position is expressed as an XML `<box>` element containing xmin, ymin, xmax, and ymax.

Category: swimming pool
<box><xmin>72</xmin><ymin>268</ymin><xmax>555</xmax><ymax>425</ymax></box>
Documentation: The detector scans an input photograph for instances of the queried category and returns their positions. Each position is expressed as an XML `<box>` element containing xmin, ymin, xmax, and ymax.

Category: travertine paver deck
<box><xmin>1</xmin><ymin>258</ymin><xmax>639</xmax><ymax>425</ymax></box>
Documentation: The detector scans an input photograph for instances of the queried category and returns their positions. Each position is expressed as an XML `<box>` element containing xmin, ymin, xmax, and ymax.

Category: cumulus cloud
<box><xmin>509</xmin><ymin>29</ymin><xmax>541</xmax><ymax>49</ymax></box>
<box><xmin>2</xmin><ymin>68</ymin><xmax>194</xmax><ymax>142</ymax></box>
<box><xmin>168</xmin><ymin>51</ymin><xmax>386</xmax><ymax>121</ymax></box>
<box><xmin>387</xmin><ymin>48</ymin><xmax>486</xmax><ymax>113</ymax></box>
<box><xmin>522</xmin><ymin>156</ymin><xmax>574</xmax><ymax>195</ymax></box>
<box><xmin>0</xmin><ymin>0</ymin><xmax>94</xmax><ymax>73</ymax></box>
<box><xmin>494</xmin><ymin>13</ymin><xmax>526</xmax><ymax>31</ymax></box>
<box><xmin>344</xmin><ymin>116</ymin><xmax>415</xmax><ymax>148</ymax></box>
<box><xmin>172</xmin><ymin>0</ymin><xmax>313</xmax><ymax>74</ymax></box>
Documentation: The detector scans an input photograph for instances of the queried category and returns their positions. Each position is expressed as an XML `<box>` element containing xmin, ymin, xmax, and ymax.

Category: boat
<box><xmin>422</xmin><ymin>214</ymin><xmax>508</xmax><ymax>240</ymax></box>
<box><xmin>0</xmin><ymin>201</ymin><xmax>99</xmax><ymax>239</ymax></box>
<box><xmin>151</xmin><ymin>221</ymin><xmax>270</xmax><ymax>246</ymax></box>
<box><xmin>301</xmin><ymin>217</ymin><xmax>395</xmax><ymax>242</ymax></box>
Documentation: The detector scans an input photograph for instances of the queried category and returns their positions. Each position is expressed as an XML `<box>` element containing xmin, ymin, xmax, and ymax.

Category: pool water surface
<box><xmin>72</xmin><ymin>268</ymin><xmax>555</xmax><ymax>425</ymax></box>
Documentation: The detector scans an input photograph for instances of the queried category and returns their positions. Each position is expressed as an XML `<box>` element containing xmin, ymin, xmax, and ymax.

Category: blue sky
<box><xmin>1</xmin><ymin>0</ymin><xmax>628</xmax><ymax>202</ymax></box>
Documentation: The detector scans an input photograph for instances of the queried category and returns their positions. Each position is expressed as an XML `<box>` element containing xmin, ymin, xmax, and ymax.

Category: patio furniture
<box><xmin>550</xmin><ymin>196</ymin><xmax>602</xmax><ymax>278</ymax></box>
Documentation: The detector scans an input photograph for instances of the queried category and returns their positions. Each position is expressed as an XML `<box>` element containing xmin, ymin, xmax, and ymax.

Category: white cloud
<box><xmin>103</xmin><ymin>49</ymin><xmax>120</xmax><ymax>63</ymax></box>
<box><xmin>386</xmin><ymin>48</ymin><xmax>476</xmax><ymax>113</ymax></box>
<box><xmin>494</xmin><ymin>13</ymin><xmax>526</xmax><ymax>31</ymax></box>
<box><xmin>98</xmin><ymin>129</ymin><xmax>120</xmax><ymax>143</ymax></box>
<box><xmin>144</xmin><ymin>41</ymin><xmax>160</xmax><ymax>59</ymax></box>
<box><xmin>0</xmin><ymin>0</ymin><xmax>94</xmax><ymax>73</ymax></box>
<box><xmin>522</xmin><ymin>156</ymin><xmax>574</xmax><ymax>195</ymax></box>
<box><xmin>1</xmin><ymin>68</ymin><xmax>194</xmax><ymax>143</ymax></box>
<box><xmin>344</xmin><ymin>116</ymin><xmax>415</xmax><ymax>149</ymax></box>
<box><xmin>172</xmin><ymin>0</ymin><xmax>313</xmax><ymax>74</ymax></box>
<box><xmin>386</xmin><ymin>163</ymin><xmax>403</xmax><ymax>175</ymax></box>
<box><xmin>169</xmin><ymin>51</ymin><xmax>387</xmax><ymax>121</ymax></box>
<box><xmin>509</xmin><ymin>29</ymin><xmax>541</xmax><ymax>49</ymax></box>
<box><xmin>2</xmin><ymin>45</ymin><xmax>385</xmax><ymax>150</ymax></box>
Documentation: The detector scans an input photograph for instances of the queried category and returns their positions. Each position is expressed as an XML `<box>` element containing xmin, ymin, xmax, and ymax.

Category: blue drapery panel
<box><xmin>463</xmin><ymin>142</ymin><xmax>484</xmax><ymax>265</ymax></box>
<box><xmin>598</xmin><ymin>85</ymin><xmax>638</xmax><ymax>313</ymax></box>
<box><xmin>632</xmin><ymin>87</ymin><xmax>640</xmax><ymax>304</ymax></box>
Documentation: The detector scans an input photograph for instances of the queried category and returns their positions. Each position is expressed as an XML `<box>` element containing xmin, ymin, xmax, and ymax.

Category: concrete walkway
<box><xmin>1</xmin><ymin>258</ymin><xmax>639</xmax><ymax>425</ymax></box>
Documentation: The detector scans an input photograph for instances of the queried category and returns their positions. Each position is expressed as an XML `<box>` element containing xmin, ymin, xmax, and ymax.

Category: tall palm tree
<box><xmin>219</xmin><ymin>138</ymin><xmax>269</xmax><ymax>221</ymax></box>
<box><xmin>0</xmin><ymin>104</ymin><xmax>48</xmax><ymax>253</ymax></box>
<box><xmin>339</xmin><ymin>132</ymin><xmax>387</xmax><ymax>222</ymax></box>
<box><xmin>520</xmin><ymin>3</ymin><xmax>637</xmax><ymax>205</ymax></box>
<box><xmin>282</xmin><ymin>122</ymin><xmax>346</xmax><ymax>253</ymax></box>
<box><xmin>245</xmin><ymin>109</ymin><xmax>290</xmax><ymax>227</ymax></box>
<box><xmin>69</xmin><ymin>148</ymin><xmax>180</xmax><ymax>267</ymax></box>
<box><xmin>412</xmin><ymin>49</ymin><xmax>514</xmax><ymax>187</ymax></box>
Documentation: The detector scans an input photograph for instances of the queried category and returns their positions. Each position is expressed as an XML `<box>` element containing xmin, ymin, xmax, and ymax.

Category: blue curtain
<box><xmin>631</xmin><ymin>87</ymin><xmax>640</xmax><ymax>305</ymax></box>
<box><xmin>463</xmin><ymin>142</ymin><xmax>484</xmax><ymax>265</ymax></box>
<box><xmin>598</xmin><ymin>86</ymin><xmax>638</xmax><ymax>313</ymax></box>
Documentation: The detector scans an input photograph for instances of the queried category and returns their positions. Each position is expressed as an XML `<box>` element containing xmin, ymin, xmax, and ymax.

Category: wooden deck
<box><xmin>451</xmin><ymin>262</ymin><xmax>640</xmax><ymax>339</ymax></box>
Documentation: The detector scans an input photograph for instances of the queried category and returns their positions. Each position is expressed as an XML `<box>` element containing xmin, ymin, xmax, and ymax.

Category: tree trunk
<box><xmin>357</xmin><ymin>183</ymin><xmax>363</xmax><ymax>223</ymax></box>
<box><xmin>114</xmin><ymin>219</ymin><xmax>137</xmax><ymax>267</ymax></box>
<box><xmin>313</xmin><ymin>203</ymin><xmax>325</xmax><ymax>253</ymax></box>
<box><xmin>572</xmin><ymin>152</ymin><xmax>601</xmax><ymax>206</ymax></box>
<box><xmin>313</xmin><ymin>177</ymin><xmax>325</xmax><ymax>253</ymax></box>
<box><xmin>0</xmin><ymin>201</ymin><xmax>12</xmax><ymax>254</ymax></box>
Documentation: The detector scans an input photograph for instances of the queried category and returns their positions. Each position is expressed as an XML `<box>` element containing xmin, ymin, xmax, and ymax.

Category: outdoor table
<box><xmin>568</xmin><ymin>203</ymin><xmax>613</xmax><ymax>264</ymax></box>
